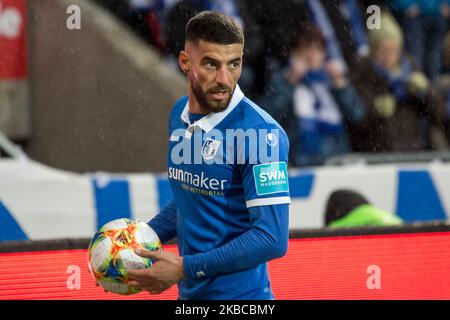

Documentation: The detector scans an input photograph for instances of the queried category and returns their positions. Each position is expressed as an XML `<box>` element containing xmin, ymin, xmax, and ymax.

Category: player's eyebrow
<box><xmin>201</xmin><ymin>56</ymin><xmax>242</xmax><ymax>64</ymax></box>
<box><xmin>201</xmin><ymin>56</ymin><xmax>220</xmax><ymax>64</ymax></box>
<box><xmin>228</xmin><ymin>57</ymin><xmax>242</xmax><ymax>64</ymax></box>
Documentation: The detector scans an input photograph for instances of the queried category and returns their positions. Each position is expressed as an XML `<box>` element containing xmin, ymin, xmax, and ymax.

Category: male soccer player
<box><xmin>128</xmin><ymin>11</ymin><xmax>291</xmax><ymax>300</ymax></box>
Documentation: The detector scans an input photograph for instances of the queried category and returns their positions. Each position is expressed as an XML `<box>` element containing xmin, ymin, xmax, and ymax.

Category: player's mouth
<box><xmin>209</xmin><ymin>90</ymin><xmax>229</xmax><ymax>101</ymax></box>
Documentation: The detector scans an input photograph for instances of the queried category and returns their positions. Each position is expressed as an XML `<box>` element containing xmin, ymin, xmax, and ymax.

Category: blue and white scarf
<box><xmin>372</xmin><ymin>56</ymin><xmax>413</xmax><ymax>103</ymax></box>
<box><xmin>294</xmin><ymin>71</ymin><xmax>344</xmax><ymax>133</ymax></box>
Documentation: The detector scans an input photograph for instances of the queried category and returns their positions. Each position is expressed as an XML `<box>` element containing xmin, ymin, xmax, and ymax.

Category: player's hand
<box><xmin>127</xmin><ymin>249</ymin><xmax>185</xmax><ymax>294</ymax></box>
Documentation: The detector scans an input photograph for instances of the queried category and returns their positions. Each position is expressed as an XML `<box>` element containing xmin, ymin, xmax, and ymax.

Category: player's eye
<box><xmin>229</xmin><ymin>61</ymin><xmax>240</xmax><ymax>69</ymax></box>
<box><xmin>204</xmin><ymin>61</ymin><xmax>216</xmax><ymax>69</ymax></box>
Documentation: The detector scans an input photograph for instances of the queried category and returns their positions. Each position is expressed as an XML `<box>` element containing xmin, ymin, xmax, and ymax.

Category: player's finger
<box><xmin>128</xmin><ymin>280</ymin><xmax>138</xmax><ymax>286</ymax></box>
<box><xmin>145</xmin><ymin>287</ymin><xmax>164</xmax><ymax>295</ymax></box>
<box><xmin>127</xmin><ymin>280</ymin><xmax>150</xmax><ymax>290</ymax></box>
<box><xmin>150</xmin><ymin>290</ymin><xmax>163</xmax><ymax>295</ymax></box>
<box><xmin>128</xmin><ymin>268</ymin><xmax>154</xmax><ymax>280</ymax></box>
<box><xmin>134</xmin><ymin>248</ymin><xmax>163</xmax><ymax>260</ymax></box>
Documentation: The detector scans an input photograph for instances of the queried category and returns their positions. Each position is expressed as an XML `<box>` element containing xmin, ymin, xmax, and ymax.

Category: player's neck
<box><xmin>188</xmin><ymin>99</ymin><xmax>208</xmax><ymax>115</ymax></box>
<box><xmin>187</xmin><ymin>88</ymin><xmax>209</xmax><ymax>115</ymax></box>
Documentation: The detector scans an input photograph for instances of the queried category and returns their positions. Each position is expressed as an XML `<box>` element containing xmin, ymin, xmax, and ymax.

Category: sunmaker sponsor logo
<box><xmin>168</xmin><ymin>167</ymin><xmax>227</xmax><ymax>191</ymax></box>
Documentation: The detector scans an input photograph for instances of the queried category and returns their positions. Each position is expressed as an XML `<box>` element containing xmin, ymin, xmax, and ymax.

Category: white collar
<box><xmin>180</xmin><ymin>84</ymin><xmax>244</xmax><ymax>133</ymax></box>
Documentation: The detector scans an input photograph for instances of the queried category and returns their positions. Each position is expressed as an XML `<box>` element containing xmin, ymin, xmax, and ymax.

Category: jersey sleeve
<box><xmin>239</xmin><ymin>124</ymin><xmax>291</xmax><ymax>209</ymax></box>
<box><xmin>147</xmin><ymin>198</ymin><xmax>178</xmax><ymax>243</ymax></box>
<box><xmin>183</xmin><ymin>203</ymin><xmax>289</xmax><ymax>279</ymax></box>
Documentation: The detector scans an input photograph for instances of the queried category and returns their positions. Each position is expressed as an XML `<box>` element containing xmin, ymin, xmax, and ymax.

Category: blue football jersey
<box><xmin>151</xmin><ymin>85</ymin><xmax>291</xmax><ymax>299</ymax></box>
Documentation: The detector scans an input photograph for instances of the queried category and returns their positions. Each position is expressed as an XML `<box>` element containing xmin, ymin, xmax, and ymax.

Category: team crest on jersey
<box><xmin>202</xmin><ymin>138</ymin><xmax>221</xmax><ymax>160</ymax></box>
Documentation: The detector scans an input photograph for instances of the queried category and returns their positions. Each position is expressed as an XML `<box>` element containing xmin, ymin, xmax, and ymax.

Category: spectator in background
<box><xmin>388</xmin><ymin>0</ymin><xmax>449</xmax><ymax>81</ymax></box>
<box><xmin>243</xmin><ymin>0</ymin><xmax>309</xmax><ymax>98</ymax></box>
<box><xmin>100</xmin><ymin>0</ymin><xmax>309</xmax><ymax>99</ymax></box>
<box><xmin>325</xmin><ymin>189</ymin><xmax>403</xmax><ymax>227</ymax></box>
<box><xmin>126</xmin><ymin>0</ymin><xmax>166</xmax><ymax>52</ymax></box>
<box><xmin>431</xmin><ymin>32</ymin><xmax>450</xmax><ymax>148</ymax></box>
<box><xmin>350</xmin><ymin>11</ymin><xmax>446</xmax><ymax>152</ymax></box>
<box><xmin>164</xmin><ymin>0</ymin><xmax>202</xmax><ymax>60</ymax></box>
<box><xmin>97</xmin><ymin>0</ymin><xmax>167</xmax><ymax>51</ymax></box>
<box><xmin>307</xmin><ymin>0</ymin><xmax>370</xmax><ymax>78</ymax></box>
<box><xmin>259</xmin><ymin>23</ymin><xmax>366</xmax><ymax>167</ymax></box>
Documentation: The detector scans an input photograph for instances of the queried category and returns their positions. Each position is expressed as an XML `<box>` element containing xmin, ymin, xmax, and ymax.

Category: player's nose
<box><xmin>215</xmin><ymin>67</ymin><xmax>231</xmax><ymax>87</ymax></box>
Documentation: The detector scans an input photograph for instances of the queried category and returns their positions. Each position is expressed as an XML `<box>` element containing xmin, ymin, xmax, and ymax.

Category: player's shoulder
<box><xmin>236</xmin><ymin>97</ymin><xmax>288</xmax><ymax>136</ymax></box>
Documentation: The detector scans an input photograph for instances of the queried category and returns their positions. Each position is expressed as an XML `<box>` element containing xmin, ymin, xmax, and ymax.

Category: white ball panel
<box><xmin>101</xmin><ymin>218</ymin><xmax>129</xmax><ymax>231</ymax></box>
<box><xmin>134</xmin><ymin>222</ymin><xmax>159</xmax><ymax>244</ymax></box>
<box><xmin>119</xmin><ymin>249</ymin><xmax>147</xmax><ymax>272</ymax></box>
<box><xmin>99</xmin><ymin>279</ymin><xmax>130</xmax><ymax>295</ymax></box>
<box><xmin>90</xmin><ymin>237</ymin><xmax>113</xmax><ymax>271</ymax></box>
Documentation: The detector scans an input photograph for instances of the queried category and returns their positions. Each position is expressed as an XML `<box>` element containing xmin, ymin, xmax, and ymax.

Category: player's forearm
<box><xmin>182</xmin><ymin>204</ymin><xmax>289</xmax><ymax>279</ymax></box>
<box><xmin>148</xmin><ymin>198</ymin><xmax>178</xmax><ymax>243</ymax></box>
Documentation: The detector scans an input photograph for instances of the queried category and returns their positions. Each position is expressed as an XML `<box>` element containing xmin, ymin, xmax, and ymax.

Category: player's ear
<box><xmin>179</xmin><ymin>51</ymin><xmax>190</xmax><ymax>74</ymax></box>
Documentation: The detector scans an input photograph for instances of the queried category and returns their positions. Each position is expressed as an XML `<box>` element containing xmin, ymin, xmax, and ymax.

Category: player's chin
<box><xmin>209</xmin><ymin>103</ymin><xmax>228</xmax><ymax>113</ymax></box>
<box><xmin>207</xmin><ymin>98</ymin><xmax>230</xmax><ymax>113</ymax></box>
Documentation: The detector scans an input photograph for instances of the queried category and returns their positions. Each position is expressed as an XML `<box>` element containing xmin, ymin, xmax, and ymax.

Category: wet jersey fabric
<box><xmin>149</xmin><ymin>85</ymin><xmax>291</xmax><ymax>300</ymax></box>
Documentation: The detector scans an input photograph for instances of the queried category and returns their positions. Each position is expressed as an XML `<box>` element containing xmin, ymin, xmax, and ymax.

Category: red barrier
<box><xmin>1</xmin><ymin>232</ymin><xmax>450</xmax><ymax>300</ymax></box>
<box><xmin>0</xmin><ymin>0</ymin><xmax>27</xmax><ymax>79</ymax></box>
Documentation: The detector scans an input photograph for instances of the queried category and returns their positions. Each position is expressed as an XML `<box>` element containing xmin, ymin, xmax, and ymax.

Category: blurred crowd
<box><xmin>97</xmin><ymin>0</ymin><xmax>450</xmax><ymax>167</ymax></box>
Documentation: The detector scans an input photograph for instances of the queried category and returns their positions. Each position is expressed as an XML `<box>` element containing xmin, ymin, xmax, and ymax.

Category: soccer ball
<box><xmin>87</xmin><ymin>218</ymin><xmax>162</xmax><ymax>295</ymax></box>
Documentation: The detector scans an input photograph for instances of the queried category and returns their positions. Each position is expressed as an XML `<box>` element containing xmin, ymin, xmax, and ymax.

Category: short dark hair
<box><xmin>289</xmin><ymin>22</ymin><xmax>326</xmax><ymax>52</ymax></box>
<box><xmin>185</xmin><ymin>11</ymin><xmax>244</xmax><ymax>46</ymax></box>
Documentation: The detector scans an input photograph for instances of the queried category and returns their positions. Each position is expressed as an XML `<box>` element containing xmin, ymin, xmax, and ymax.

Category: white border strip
<box><xmin>246</xmin><ymin>196</ymin><xmax>291</xmax><ymax>208</ymax></box>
